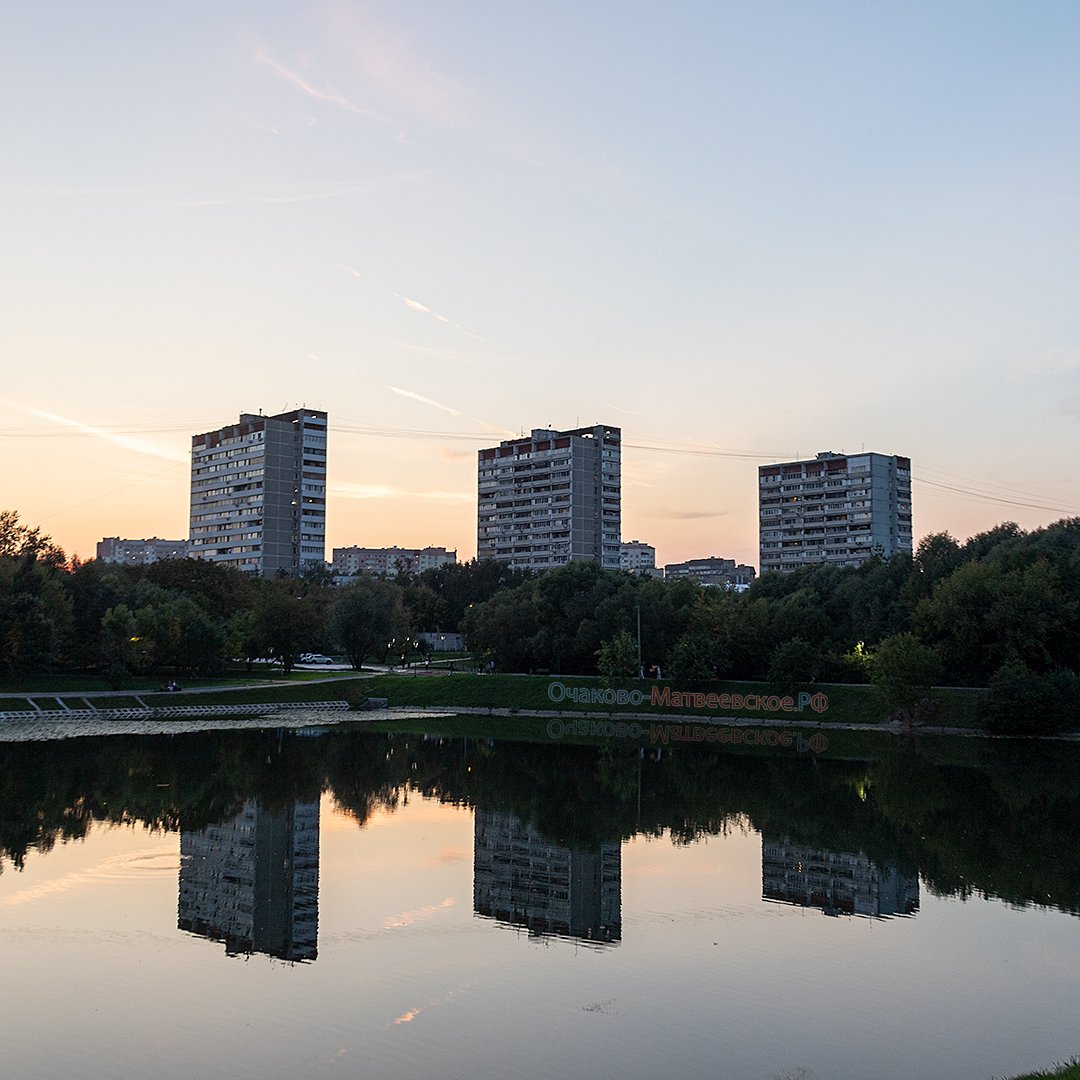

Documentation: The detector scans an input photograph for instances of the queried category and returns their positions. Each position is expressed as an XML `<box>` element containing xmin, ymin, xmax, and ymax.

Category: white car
<box><xmin>298</xmin><ymin>653</ymin><xmax>334</xmax><ymax>665</ymax></box>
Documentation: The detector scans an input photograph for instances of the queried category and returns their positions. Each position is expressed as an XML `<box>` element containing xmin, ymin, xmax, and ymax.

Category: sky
<box><xmin>2</xmin><ymin>1</ymin><xmax>1079</xmax><ymax>568</ymax></box>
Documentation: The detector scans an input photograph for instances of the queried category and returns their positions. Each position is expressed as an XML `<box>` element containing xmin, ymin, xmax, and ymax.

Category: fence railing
<box><xmin>0</xmin><ymin>701</ymin><xmax>351</xmax><ymax>723</ymax></box>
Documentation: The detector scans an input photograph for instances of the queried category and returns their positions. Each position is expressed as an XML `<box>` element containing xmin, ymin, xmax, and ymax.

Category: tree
<box><xmin>0</xmin><ymin>510</ymin><xmax>66</xmax><ymax>566</ymax></box>
<box><xmin>984</xmin><ymin>662</ymin><xmax>1080</xmax><ymax>735</ymax></box>
<box><xmin>329</xmin><ymin>577</ymin><xmax>404</xmax><ymax>670</ymax></box>
<box><xmin>596</xmin><ymin>630</ymin><xmax>639</xmax><ymax>678</ymax></box>
<box><xmin>100</xmin><ymin>604</ymin><xmax>148</xmax><ymax>678</ymax></box>
<box><xmin>871</xmin><ymin>632</ymin><xmax>942</xmax><ymax>723</ymax></box>
<box><xmin>253</xmin><ymin>581</ymin><xmax>322</xmax><ymax>673</ymax></box>
<box><xmin>767</xmin><ymin>637</ymin><xmax>821</xmax><ymax>692</ymax></box>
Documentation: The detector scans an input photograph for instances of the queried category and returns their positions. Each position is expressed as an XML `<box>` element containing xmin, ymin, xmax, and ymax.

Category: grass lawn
<box><xmin>358</xmin><ymin>672</ymin><xmax>986</xmax><ymax>727</ymax></box>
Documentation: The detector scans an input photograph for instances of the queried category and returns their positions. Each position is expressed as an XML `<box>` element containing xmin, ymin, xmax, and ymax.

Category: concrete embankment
<box><xmin>0</xmin><ymin>705</ymin><xmax>450</xmax><ymax>743</ymax></box>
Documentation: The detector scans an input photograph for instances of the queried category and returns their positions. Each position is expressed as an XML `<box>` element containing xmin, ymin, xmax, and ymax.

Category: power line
<box><xmin>6</xmin><ymin>413</ymin><xmax>1079</xmax><ymax>519</ymax></box>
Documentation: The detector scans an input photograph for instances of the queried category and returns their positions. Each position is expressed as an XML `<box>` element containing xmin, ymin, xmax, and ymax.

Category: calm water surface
<box><xmin>2</xmin><ymin>722</ymin><xmax>1078</xmax><ymax>1080</ymax></box>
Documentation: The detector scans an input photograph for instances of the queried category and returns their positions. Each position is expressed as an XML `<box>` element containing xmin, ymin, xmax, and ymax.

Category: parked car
<box><xmin>298</xmin><ymin>653</ymin><xmax>333</xmax><ymax>665</ymax></box>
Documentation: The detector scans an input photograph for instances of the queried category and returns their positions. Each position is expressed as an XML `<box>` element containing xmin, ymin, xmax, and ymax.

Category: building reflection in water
<box><xmin>178</xmin><ymin>799</ymin><xmax>320</xmax><ymax>960</ymax></box>
<box><xmin>762</xmin><ymin>837</ymin><xmax>919</xmax><ymax>918</ymax></box>
<box><xmin>473</xmin><ymin>809</ymin><xmax>621</xmax><ymax>944</ymax></box>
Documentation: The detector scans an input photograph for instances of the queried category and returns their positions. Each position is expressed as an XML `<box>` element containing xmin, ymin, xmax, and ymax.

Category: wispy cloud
<box><xmin>9</xmin><ymin>402</ymin><xmax>187</xmax><ymax>463</ymax></box>
<box><xmin>475</xmin><ymin>419</ymin><xmax>517</xmax><ymax>437</ymax></box>
<box><xmin>665</xmin><ymin>509</ymin><xmax>730</xmax><ymax>520</ymax></box>
<box><xmin>338</xmin><ymin>263</ymin><xmax>363</xmax><ymax>278</ymax></box>
<box><xmin>384</xmin><ymin>384</ymin><xmax>462</xmax><ymax>416</ymax></box>
<box><xmin>392</xmin><ymin>292</ymin><xmax>483</xmax><ymax>341</ymax></box>
<box><xmin>330</xmin><ymin>481</ymin><xmax>471</xmax><ymax>504</ymax></box>
<box><xmin>255</xmin><ymin>50</ymin><xmax>379</xmax><ymax>118</ymax></box>
<box><xmin>183</xmin><ymin>186</ymin><xmax>362</xmax><ymax>208</ymax></box>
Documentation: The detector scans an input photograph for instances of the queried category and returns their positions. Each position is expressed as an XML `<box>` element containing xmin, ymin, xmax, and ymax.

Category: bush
<box><xmin>984</xmin><ymin>662</ymin><xmax>1080</xmax><ymax>735</ymax></box>
<box><xmin>767</xmin><ymin>637</ymin><xmax>821</xmax><ymax>693</ymax></box>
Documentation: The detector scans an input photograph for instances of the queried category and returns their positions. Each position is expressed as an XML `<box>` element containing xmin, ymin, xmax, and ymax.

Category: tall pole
<box><xmin>636</xmin><ymin>602</ymin><xmax>642</xmax><ymax>676</ymax></box>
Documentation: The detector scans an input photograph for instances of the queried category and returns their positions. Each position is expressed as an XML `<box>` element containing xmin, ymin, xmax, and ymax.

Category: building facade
<box><xmin>664</xmin><ymin>556</ymin><xmax>756</xmax><ymax>589</ymax></box>
<box><xmin>189</xmin><ymin>409</ymin><xmax>327</xmax><ymax>577</ymax></box>
<box><xmin>477</xmin><ymin>425</ymin><xmax>621</xmax><ymax>572</ymax></box>
<box><xmin>96</xmin><ymin>536</ymin><xmax>188</xmax><ymax>565</ymax></box>
<box><xmin>178</xmin><ymin>799</ymin><xmax>320</xmax><ymax>960</ymax></box>
<box><xmin>473</xmin><ymin>808</ymin><xmax>621</xmax><ymax>943</ymax></box>
<box><xmin>331</xmin><ymin>545</ymin><xmax>456</xmax><ymax>577</ymax></box>
<box><xmin>758</xmin><ymin>451</ymin><xmax>912</xmax><ymax>574</ymax></box>
<box><xmin>762</xmin><ymin>837</ymin><xmax>919</xmax><ymax>919</ymax></box>
<box><xmin>619</xmin><ymin>540</ymin><xmax>661</xmax><ymax>577</ymax></box>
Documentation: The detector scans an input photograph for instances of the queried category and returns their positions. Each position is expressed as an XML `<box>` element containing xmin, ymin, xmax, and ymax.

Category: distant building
<box><xmin>664</xmin><ymin>556</ymin><xmax>756</xmax><ymax>590</ymax></box>
<box><xmin>620</xmin><ymin>540</ymin><xmax>661</xmax><ymax>577</ymax></box>
<box><xmin>96</xmin><ymin>536</ymin><xmax>188</xmax><ymax>565</ymax></box>
<box><xmin>473</xmin><ymin>809</ymin><xmax>621</xmax><ymax>944</ymax></box>
<box><xmin>758</xmin><ymin>451</ymin><xmax>912</xmax><ymax>574</ymax></box>
<box><xmin>762</xmin><ymin>837</ymin><xmax>919</xmax><ymax>919</ymax></box>
<box><xmin>331</xmin><ymin>545</ymin><xmax>456</xmax><ymax>577</ymax></box>
<box><xmin>417</xmin><ymin>631</ymin><xmax>465</xmax><ymax>652</ymax></box>
<box><xmin>477</xmin><ymin>424</ymin><xmax>621</xmax><ymax>573</ymax></box>
<box><xmin>188</xmin><ymin>409</ymin><xmax>327</xmax><ymax>577</ymax></box>
<box><xmin>178</xmin><ymin>799</ymin><xmax>320</xmax><ymax>960</ymax></box>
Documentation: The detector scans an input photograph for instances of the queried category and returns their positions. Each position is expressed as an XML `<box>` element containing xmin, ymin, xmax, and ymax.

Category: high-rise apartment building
<box><xmin>758</xmin><ymin>451</ymin><xmax>912</xmax><ymax>573</ymax></box>
<box><xmin>762</xmin><ymin>837</ymin><xmax>919</xmax><ymax>919</ymax></box>
<box><xmin>178</xmin><ymin>799</ymin><xmax>320</xmax><ymax>960</ymax></box>
<box><xmin>477</xmin><ymin>425</ymin><xmax>620</xmax><ymax>572</ymax></box>
<box><xmin>473</xmin><ymin>809</ymin><xmax>621</xmax><ymax>943</ymax></box>
<box><xmin>189</xmin><ymin>409</ymin><xmax>327</xmax><ymax>576</ymax></box>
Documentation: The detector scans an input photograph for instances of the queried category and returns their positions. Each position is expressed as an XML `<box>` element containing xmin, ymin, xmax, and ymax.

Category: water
<box><xmin>2</xmin><ymin>721</ymin><xmax>1078</xmax><ymax>1080</ymax></box>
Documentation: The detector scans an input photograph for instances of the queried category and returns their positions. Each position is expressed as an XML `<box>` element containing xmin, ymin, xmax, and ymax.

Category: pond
<box><xmin>2</xmin><ymin>720</ymin><xmax>1078</xmax><ymax>1080</ymax></box>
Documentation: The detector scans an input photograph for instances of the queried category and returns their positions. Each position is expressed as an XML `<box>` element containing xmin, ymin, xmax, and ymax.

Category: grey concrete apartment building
<box><xmin>96</xmin><ymin>536</ymin><xmax>188</xmax><ymax>565</ymax></box>
<box><xmin>477</xmin><ymin>425</ymin><xmax>621</xmax><ymax>572</ymax></box>
<box><xmin>189</xmin><ymin>409</ymin><xmax>327</xmax><ymax>577</ymax></box>
<box><xmin>758</xmin><ymin>451</ymin><xmax>912</xmax><ymax>573</ymax></box>
<box><xmin>620</xmin><ymin>539</ymin><xmax>661</xmax><ymax>577</ymax></box>
<box><xmin>331</xmin><ymin>545</ymin><xmax>456</xmax><ymax>577</ymax></box>
<box><xmin>664</xmin><ymin>556</ymin><xmax>756</xmax><ymax>589</ymax></box>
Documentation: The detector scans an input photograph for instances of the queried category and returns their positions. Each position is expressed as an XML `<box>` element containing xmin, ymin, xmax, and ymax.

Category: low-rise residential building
<box><xmin>96</xmin><ymin>536</ymin><xmax>188</xmax><ymax>565</ymax></box>
<box><xmin>664</xmin><ymin>556</ymin><xmax>756</xmax><ymax>589</ymax></box>
<box><xmin>619</xmin><ymin>540</ymin><xmax>661</xmax><ymax>577</ymax></box>
<box><xmin>331</xmin><ymin>545</ymin><xmax>456</xmax><ymax>577</ymax></box>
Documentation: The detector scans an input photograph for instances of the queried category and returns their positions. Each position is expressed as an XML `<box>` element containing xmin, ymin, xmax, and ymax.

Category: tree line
<box><xmin>0</xmin><ymin>510</ymin><xmax>525</xmax><ymax>680</ymax></box>
<box><xmin>2</xmin><ymin>509</ymin><xmax>1079</xmax><ymax>730</ymax></box>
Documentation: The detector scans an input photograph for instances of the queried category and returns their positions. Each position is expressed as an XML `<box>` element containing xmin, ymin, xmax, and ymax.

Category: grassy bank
<box><xmin>359</xmin><ymin>672</ymin><xmax>986</xmax><ymax>727</ymax></box>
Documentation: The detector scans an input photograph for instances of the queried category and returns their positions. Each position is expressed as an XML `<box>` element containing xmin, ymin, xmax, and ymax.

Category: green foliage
<box><xmin>870</xmin><ymin>632</ymin><xmax>943</xmax><ymax>721</ymax></box>
<box><xmin>596</xmin><ymin>630</ymin><xmax>639</xmax><ymax>678</ymax></box>
<box><xmin>329</xmin><ymin>577</ymin><xmax>405</xmax><ymax>669</ymax></box>
<box><xmin>984</xmin><ymin>661</ymin><xmax>1080</xmax><ymax>735</ymax></box>
<box><xmin>3</xmin><ymin>508</ymin><xmax>1080</xmax><ymax>716</ymax></box>
<box><xmin>253</xmin><ymin>581</ymin><xmax>323</xmax><ymax>673</ymax></box>
<box><xmin>668</xmin><ymin>630</ymin><xmax>722</xmax><ymax>681</ymax></box>
<box><xmin>766</xmin><ymin>637</ymin><xmax>821</xmax><ymax>692</ymax></box>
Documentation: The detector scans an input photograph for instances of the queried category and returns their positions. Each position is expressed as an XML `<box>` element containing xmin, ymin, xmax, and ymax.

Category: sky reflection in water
<box><xmin>1</xmin><ymin>727</ymin><xmax>1079</xmax><ymax>1080</ymax></box>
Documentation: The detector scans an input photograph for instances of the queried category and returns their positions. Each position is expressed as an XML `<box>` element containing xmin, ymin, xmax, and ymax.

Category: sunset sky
<box><xmin>3</xmin><ymin>2</ymin><xmax>1078</xmax><ymax>568</ymax></box>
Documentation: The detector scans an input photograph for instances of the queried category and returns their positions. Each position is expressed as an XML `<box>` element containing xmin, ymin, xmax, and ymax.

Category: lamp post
<box><xmin>636</xmin><ymin>602</ymin><xmax>643</xmax><ymax>678</ymax></box>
